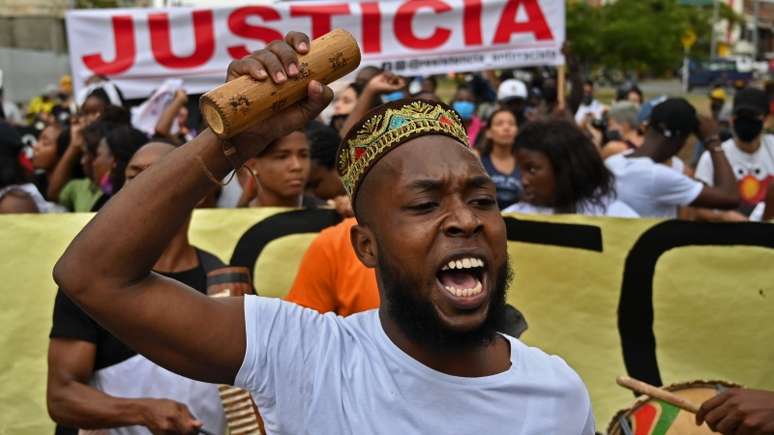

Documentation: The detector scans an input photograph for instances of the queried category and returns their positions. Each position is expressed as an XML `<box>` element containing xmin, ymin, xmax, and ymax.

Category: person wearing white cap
<box><xmin>496</xmin><ymin>79</ymin><xmax>528</xmax><ymax>125</ymax></box>
<box><xmin>497</xmin><ymin>78</ymin><xmax>528</xmax><ymax>102</ymax></box>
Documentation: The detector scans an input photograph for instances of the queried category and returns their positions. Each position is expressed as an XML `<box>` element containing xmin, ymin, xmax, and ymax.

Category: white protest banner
<box><xmin>66</xmin><ymin>0</ymin><xmax>565</xmax><ymax>99</ymax></box>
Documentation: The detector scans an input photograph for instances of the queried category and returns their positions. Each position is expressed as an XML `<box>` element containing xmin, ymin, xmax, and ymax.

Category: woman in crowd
<box><xmin>93</xmin><ymin>125</ymin><xmax>147</xmax><ymax>201</ymax></box>
<box><xmin>0</xmin><ymin>121</ymin><xmax>62</xmax><ymax>213</ymax></box>
<box><xmin>48</xmin><ymin>103</ymin><xmax>133</xmax><ymax>210</ymax></box>
<box><xmin>329</xmin><ymin>83</ymin><xmax>362</xmax><ymax>132</ymax></box>
<box><xmin>30</xmin><ymin>122</ymin><xmax>65</xmax><ymax>200</ymax></box>
<box><xmin>504</xmin><ymin>118</ymin><xmax>638</xmax><ymax>217</ymax></box>
<box><xmin>479</xmin><ymin>108</ymin><xmax>521</xmax><ymax>209</ymax></box>
<box><xmin>450</xmin><ymin>86</ymin><xmax>483</xmax><ymax>146</ymax></box>
<box><xmin>50</xmin><ymin>121</ymin><xmax>113</xmax><ymax>212</ymax></box>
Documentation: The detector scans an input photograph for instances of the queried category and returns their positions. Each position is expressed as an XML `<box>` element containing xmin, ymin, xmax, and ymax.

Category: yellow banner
<box><xmin>0</xmin><ymin>209</ymin><xmax>772</xmax><ymax>434</ymax></box>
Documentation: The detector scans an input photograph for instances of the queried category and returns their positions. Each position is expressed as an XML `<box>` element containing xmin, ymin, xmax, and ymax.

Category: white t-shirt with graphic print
<box><xmin>695</xmin><ymin>135</ymin><xmax>774</xmax><ymax>219</ymax></box>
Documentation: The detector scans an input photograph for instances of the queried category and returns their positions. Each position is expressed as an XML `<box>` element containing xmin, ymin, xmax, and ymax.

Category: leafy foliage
<box><xmin>567</xmin><ymin>0</ymin><xmax>743</xmax><ymax>76</ymax></box>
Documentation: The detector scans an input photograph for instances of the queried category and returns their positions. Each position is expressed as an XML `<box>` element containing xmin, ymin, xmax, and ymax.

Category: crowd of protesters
<box><xmin>2</xmin><ymin>62</ymin><xmax>773</xmax><ymax>221</ymax></box>
<box><xmin>2</xmin><ymin>49</ymin><xmax>774</xmax><ymax>435</ymax></box>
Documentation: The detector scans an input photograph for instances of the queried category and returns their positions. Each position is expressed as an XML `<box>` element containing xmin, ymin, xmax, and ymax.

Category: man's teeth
<box><xmin>440</xmin><ymin>257</ymin><xmax>484</xmax><ymax>271</ymax></box>
<box><xmin>444</xmin><ymin>281</ymin><xmax>483</xmax><ymax>297</ymax></box>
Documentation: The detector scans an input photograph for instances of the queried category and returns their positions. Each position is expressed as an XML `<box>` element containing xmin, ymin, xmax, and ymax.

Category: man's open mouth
<box><xmin>436</xmin><ymin>256</ymin><xmax>486</xmax><ymax>298</ymax></box>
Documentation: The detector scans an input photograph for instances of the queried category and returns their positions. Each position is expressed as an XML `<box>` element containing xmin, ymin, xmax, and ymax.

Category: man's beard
<box><xmin>378</xmin><ymin>251</ymin><xmax>513</xmax><ymax>354</ymax></box>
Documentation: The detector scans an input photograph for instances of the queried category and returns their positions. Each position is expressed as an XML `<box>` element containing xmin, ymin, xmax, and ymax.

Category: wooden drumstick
<box><xmin>200</xmin><ymin>28</ymin><xmax>361</xmax><ymax>139</ymax></box>
<box><xmin>617</xmin><ymin>376</ymin><xmax>701</xmax><ymax>414</ymax></box>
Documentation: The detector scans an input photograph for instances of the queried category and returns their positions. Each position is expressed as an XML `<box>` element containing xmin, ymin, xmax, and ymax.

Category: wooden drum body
<box><xmin>608</xmin><ymin>381</ymin><xmax>739</xmax><ymax>435</ymax></box>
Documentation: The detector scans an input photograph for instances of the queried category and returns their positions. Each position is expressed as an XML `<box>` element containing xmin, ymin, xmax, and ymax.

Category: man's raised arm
<box><xmin>53</xmin><ymin>32</ymin><xmax>333</xmax><ymax>385</ymax></box>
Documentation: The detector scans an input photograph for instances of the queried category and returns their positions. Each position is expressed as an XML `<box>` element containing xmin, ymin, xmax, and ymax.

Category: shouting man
<box><xmin>54</xmin><ymin>32</ymin><xmax>593</xmax><ymax>434</ymax></box>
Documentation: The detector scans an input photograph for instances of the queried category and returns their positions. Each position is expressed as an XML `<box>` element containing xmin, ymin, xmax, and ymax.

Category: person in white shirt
<box><xmin>575</xmin><ymin>80</ymin><xmax>607</xmax><ymax>124</ymax></box>
<box><xmin>504</xmin><ymin>118</ymin><xmax>638</xmax><ymax>217</ymax></box>
<box><xmin>53</xmin><ymin>33</ymin><xmax>595</xmax><ymax>435</ymax></box>
<box><xmin>605</xmin><ymin>98</ymin><xmax>739</xmax><ymax>218</ymax></box>
<box><xmin>694</xmin><ymin>88</ymin><xmax>774</xmax><ymax>221</ymax></box>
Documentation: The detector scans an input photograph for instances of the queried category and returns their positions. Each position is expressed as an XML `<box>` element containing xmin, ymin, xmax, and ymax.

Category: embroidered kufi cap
<box><xmin>337</xmin><ymin>99</ymin><xmax>470</xmax><ymax>201</ymax></box>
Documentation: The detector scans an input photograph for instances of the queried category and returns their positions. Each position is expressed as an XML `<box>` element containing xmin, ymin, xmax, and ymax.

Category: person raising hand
<box><xmin>696</xmin><ymin>388</ymin><xmax>774</xmax><ymax>434</ymax></box>
<box><xmin>54</xmin><ymin>32</ymin><xmax>593</xmax><ymax>434</ymax></box>
<box><xmin>339</xmin><ymin>71</ymin><xmax>406</xmax><ymax>136</ymax></box>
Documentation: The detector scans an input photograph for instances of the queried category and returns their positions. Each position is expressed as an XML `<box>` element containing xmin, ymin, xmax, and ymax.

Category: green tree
<box><xmin>567</xmin><ymin>0</ymin><xmax>742</xmax><ymax>77</ymax></box>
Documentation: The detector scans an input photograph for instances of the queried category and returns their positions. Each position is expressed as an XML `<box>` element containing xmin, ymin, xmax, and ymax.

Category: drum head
<box><xmin>607</xmin><ymin>380</ymin><xmax>740</xmax><ymax>435</ymax></box>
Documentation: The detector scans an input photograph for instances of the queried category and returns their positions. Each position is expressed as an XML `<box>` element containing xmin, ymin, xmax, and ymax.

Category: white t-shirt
<box><xmin>694</xmin><ymin>135</ymin><xmax>774</xmax><ymax>219</ymax></box>
<box><xmin>605</xmin><ymin>154</ymin><xmax>704</xmax><ymax>218</ymax></box>
<box><xmin>503</xmin><ymin>194</ymin><xmax>639</xmax><ymax>218</ymax></box>
<box><xmin>669</xmin><ymin>156</ymin><xmax>685</xmax><ymax>174</ymax></box>
<box><xmin>575</xmin><ymin>99</ymin><xmax>606</xmax><ymax>124</ymax></box>
<box><xmin>91</xmin><ymin>354</ymin><xmax>226</xmax><ymax>435</ymax></box>
<box><xmin>236</xmin><ymin>296</ymin><xmax>595</xmax><ymax>435</ymax></box>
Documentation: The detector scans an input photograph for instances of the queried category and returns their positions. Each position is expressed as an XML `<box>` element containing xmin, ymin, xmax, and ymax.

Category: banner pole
<box><xmin>557</xmin><ymin>63</ymin><xmax>566</xmax><ymax>111</ymax></box>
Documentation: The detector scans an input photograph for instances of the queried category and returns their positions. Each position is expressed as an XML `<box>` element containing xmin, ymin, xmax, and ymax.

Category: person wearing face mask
<box><xmin>451</xmin><ymin>86</ymin><xmax>482</xmax><ymax>145</ymax></box>
<box><xmin>694</xmin><ymin>88</ymin><xmax>774</xmax><ymax>221</ymax></box>
<box><xmin>605</xmin><ymin>98</ymin><xmax>739</xmax><ymax>218</ymax></box>
<box><xmin>575</xmin><ymin>80</ymin><xmax>606</xmax><ymax>125</ymax></box>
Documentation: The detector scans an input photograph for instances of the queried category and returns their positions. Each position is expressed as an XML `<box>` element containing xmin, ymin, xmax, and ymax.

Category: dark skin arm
<box><xmin>53</xmin><ymin>32</ymin><xmax>333</xmax><ymax>385</ymax></box>
<box><xmin>47</xmin><ymin>338</ymin><xmax>200</xmax><ymax>433</ymax></box>
<box><xmin>563</xmin><ymin>43</ymin><xmax>584</xmax><ymax>115</ymax></box>
<box><xmin>696</xmin><ymin>388</ymin><xmax>774</xmax><ymax>434</ymax></box>
<box><xmin>155</xmin><ymin>89</ymin><xmax>188</xmax><ymax>145</ymax></box>
<box><xmin>48</xmin><ymin>116</ymin><xmax>85</xmax><ymax>202</ymax></box>
<box><xmin>691</xmin><ymin>117</ymin><xmax>740</xmax><ymax>209</ymax></box>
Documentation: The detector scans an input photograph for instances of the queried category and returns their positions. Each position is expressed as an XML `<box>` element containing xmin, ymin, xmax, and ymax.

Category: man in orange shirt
<box><xmin>285</xmin><ymin>217</ymin><xmax>379</xmax><ymax>315</ymax></box>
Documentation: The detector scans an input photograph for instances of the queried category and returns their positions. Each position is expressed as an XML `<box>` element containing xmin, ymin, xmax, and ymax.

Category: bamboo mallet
<box><xmin>200</xmin><ymin>28</ymin><xmax>361</xmax><ymax>139</ymax></box>
<box><xmin>616</xmin><ymin>376</ymin><xmax>701</xmax><ymax>414</ymax></box>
